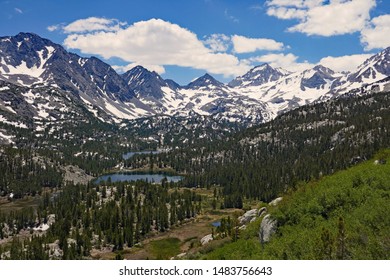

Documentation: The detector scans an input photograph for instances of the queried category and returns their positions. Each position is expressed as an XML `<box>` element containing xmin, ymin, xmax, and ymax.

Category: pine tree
<box><xmin>336</xmin><ymin>217</ymin><xmax>347</xmax><ymax>260</ymax></box>
<box><xmin>320</xmin><ymin>228</ymin><xmax>334</xmax><ymax>260</ymax></box>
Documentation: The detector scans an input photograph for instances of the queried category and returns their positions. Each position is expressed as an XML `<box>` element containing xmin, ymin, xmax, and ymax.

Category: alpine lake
<box><xmin>95</xmin><ymin>151</ymin><xmax>183</xmax><ymax>184</ymax></box>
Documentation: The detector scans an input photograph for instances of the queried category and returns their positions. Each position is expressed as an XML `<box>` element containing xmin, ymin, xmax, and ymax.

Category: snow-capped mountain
<box><xmin>231</xmin><ymin>64</ymin><xmax>345</xmax><ymax>117</ymax></box>
<box><xmin>123</xmin><ymin>68</ymin><xmax>270</xmax><ymax>123</ymax></box>
<box><xmin>333</xmin><ymin>47</ymin><xmax>390</xmax><ymax>95</ymax></box>
<box><xmin>0</xmin><ymin>33</ymin><xmax>152</xmax><ymax>121</ymax></box>
<box><xmin>229</xmin><ymin>52</ymin><xmax>390</xmax><ymax>118</ymax></box>
<box><xmin>177</xmin><ymin>73</ymin><xmax>269</xmax><ymax>122</ymax></box>
<box><xmin>186</xmin><ymin>73</ymin><xmax>225</xmax><ymax>89</ymax></box>
<box><xmin>228</xmin><ymin>63</ymin><xmax>289</xmax><ymax>88</ymax></box>
<box><xmin>0</xmin><ymin>32</ymin><xmax>389</xmax><ymax>136</ymax></box>
<box><xmin>122</xmin><ymin>65</ymin><xmax>184</xmax><ymax>114</ymax></box>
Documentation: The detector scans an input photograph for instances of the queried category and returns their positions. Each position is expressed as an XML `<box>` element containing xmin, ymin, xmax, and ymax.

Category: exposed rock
<box><xmin>239</xmin><ymin>225</ymin><xmax>247</xmax><ymax>231</ymax></box>
<box><xmin>48</xmin><ymin>240</ymin><xmax>62</xmax><ymax>259</ymax></box>
<box><xmin>33</xmin><ymin>213</ymin><xmax>56</xmax><ymax>232</ymax></box>
<box><xmin>62</xmin><ymin>165</ymin><xmax>94</xmax><ymax>185</ymax></box>
<box><xmin>47</xmin><ymin>214</ymin><xmax>55</xmax><ymax>226</ymax></box>
<box><xmin>259</xmin><ymin>214</ymin><xmax>277</xmax><ymax>243</ymax></box>
<box><xmin>374</xmin><ymin>159</ymin><xmax>387</xmax><ymax>165</ymax></box>
<box><xmin>200</xmin><ymin>234</ymin><xmax>213</xmax><ymax>245</ymax></box>
<box><xmin>238</xmin><ymin>209</ymin><xmax>258</xmax><ymax>224</ymax></box>
<box><xmin>258</xmin><ymin>207</ymin><xmax>267</xmax><ymax>217</ymax></box>
<box><xmin>33</xmin><ymin>223</ymin><xmax>49</xmax><ymax>232</ymax></box>
<box><xmin>269</xmin><ymin>197</ymin><xmax>283</xmax><ymax>207</ymax></box>
<box><xmin>176</xmin><ymin>253</ymin><xmax>187</xmax><ymax>259</ymax></box>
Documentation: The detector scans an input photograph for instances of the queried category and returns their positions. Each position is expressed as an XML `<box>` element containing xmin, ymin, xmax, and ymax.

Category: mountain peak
<box><xmin>123</xmin><ymin>65</ymin><xmax>163</xmax><ymax>84</ymax></box>
<box><xmin>122</xmin><ymin>65</ymin><xmax>169</xmax><ymax>102</ymax></box>
<box><xmin>186</xmin><ymin>73</ymin><xmax>224</xmax><ymax>89</ymax></box>
<box><xmin>346</xmin><ymin>46</ymin><xmax>390</xmax><ymax>85</ymax></box>
<box><xmin>229</xmin><ymin>63</ymin><xmax>287</xmax><ymax>88</ymax></box>
<box><xmin>15</xmin><ymin>32</ymin><xmax>41</xmax><ymax>39</ymax></box>
<box><xmin>313</xmin><ymin>65</ymin><xmax>335</xmax><ymax>75</ymax></box>
<box><xmin>252</xmin><ymin>63</ymin><xmax>271</xmax><ymax>71</ymax></box>
<box><xmin>130</xmin><ymin>65</ymin><xmax>149</xmax><ymax>72</ymax></box>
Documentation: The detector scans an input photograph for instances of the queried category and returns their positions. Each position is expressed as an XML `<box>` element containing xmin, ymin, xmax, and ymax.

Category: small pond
<box><xmin>211</xmin><ymin>221</ymin><xmax>221</xmax><ymax>227</ymax></box>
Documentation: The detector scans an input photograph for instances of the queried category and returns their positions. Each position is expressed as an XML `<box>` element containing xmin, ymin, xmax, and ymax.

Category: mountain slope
<box><xmin>0</xmin><ymin>33</ymin><xmax>389</xmax><ymax>127</ymax></box>
<box><xmin>122</xmin><ymin>65</ymin><xmax>184</xmax><ymax>114</ymax></box>
<box><xmin>233</xmin><ymin>64</ymin><xmax>344</xmax><ymax>117</ymax></box>
<box><xmin>334</xmin><ymin>47</ymin><xmax>390</xmax><ymax>95</ymax></box>
<box><xmin>229</xmin><ymin>63</ymin><xmax>289</xmax><ymax>87</ymax></box>
<box><xmin>124</xmin><ymin>69</ymin><xmax>271</xmax><ymax>124</ymax></box>
<box><xmin>0</xmin><ymin>33</ymin><xmax>152</xmax><ymax>121</ymax></box>
<box><xmin>201</xmin><ymin>149</ymin><xmax>390</xmax><ymax>260</ymax></box>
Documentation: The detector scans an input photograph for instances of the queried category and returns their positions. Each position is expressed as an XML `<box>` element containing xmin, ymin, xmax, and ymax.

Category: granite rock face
<box><xmin>259</xmin><ymin>214</ymin><xmax>277</xmax><ymax>243</ymax></box>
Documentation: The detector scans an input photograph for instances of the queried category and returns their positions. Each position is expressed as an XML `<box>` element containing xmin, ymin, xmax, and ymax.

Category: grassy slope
<box><xmin>202</xmin><ymin>150</ymin><xmax>390</xmax><ymax>260</ymax></box>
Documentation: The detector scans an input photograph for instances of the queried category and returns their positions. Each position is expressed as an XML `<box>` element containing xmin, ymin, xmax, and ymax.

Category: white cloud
<box><xmin>266</xmin><ymin>0</ymin><xmax>323</xmax><ymax>9</ymax></box>
<box><xmin>245</xmin><ymin>53</ymin><xmax>314</xmax><ymax>72</ymax></box>
<box><xmin>319</xmin><ymin>54</ymin><xmax>373</xmax><ymax>72</ymax></box>
<box><xmin>360</xmin><ymin>14</ymin><xmax>390</xmax><ymax>51</ymax></box>
<box><xmin>267</xmin><ymin>0</ymin><xmax>376</xmax><ymax>37</ymax></box>
<box><xmin>245</xmin><ymin>52</ymin><xmax>375</xmax><ymax>73</ymax></box>
<box><xmin>14</xmin><ymin>8</ymin><xmax>23</xmax><ymax>14</ymax></box>
<box><xmin>61</xmin><ymin>18</ymin><xmax>250</xmax><ymax>77</ymax></box>
<box><xmin>232</xmin><ymin>35</ymin><xmax>284</xmax><ymax>53</ymax></box>
<box><xmin>62</xmin><ymin>17</ymin><xmax>127</xmax><ymax>34</ymax></box>
<box><xmin>203</xmin><ymin>34</ymin><xmax>231</xmax><ymax>52</ymax></box>
<box><xmin>47</xmin><ymin>25</ymin><xmax>60</xmax><ymax>32</ymax></box>
<box><xmin>266</xmin><ymin>7</ymin><xmax>306</xmax><ymax>20</ymax></box>
<box><xmin>112</xmin><ymin>63</ymin><xmax>166</xmax><ymax>74</ymax></box>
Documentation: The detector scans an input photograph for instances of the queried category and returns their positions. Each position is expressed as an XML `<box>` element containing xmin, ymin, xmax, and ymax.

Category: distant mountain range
<box><xmin>1</xmin><ymin>32</ymin><xmax>389</xmax><ymax>134</ymax></box>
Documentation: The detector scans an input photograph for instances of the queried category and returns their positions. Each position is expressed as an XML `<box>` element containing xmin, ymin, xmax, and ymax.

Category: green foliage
<box><xmin>202</xmin><ymin>150</ymin><xmax>390</xmax><ymax>260</ymax></box>
<box><xmin>149</xmin><ymin>238</ymin><xmax>181</xmax><ymax>260</ymax></box>
<box><xmin>0</xmin><ymin>147</ymin><xmax>62</xmax><ymax>198</ymax></box>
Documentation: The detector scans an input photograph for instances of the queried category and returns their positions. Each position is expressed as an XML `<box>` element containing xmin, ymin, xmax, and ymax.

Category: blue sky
<box><xmin>1</xmin><ymin>0</ymin><xmax>389</xmax><ymax>84</ymax></box>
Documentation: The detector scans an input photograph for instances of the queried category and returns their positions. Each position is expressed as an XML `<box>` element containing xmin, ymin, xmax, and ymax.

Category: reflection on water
<box><xmin>95</xmin><ymin>172</ymin><xmax>183</xmax><ymax>184</ymax></box>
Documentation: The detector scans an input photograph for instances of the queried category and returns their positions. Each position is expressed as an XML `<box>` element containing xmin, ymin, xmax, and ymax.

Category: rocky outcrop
<box><xmin>238</xmin><ymin>209</ymin><xmax>258</xmax><ymax>224</ymax></box>
<box><xmin>259</xmin><ymin>214</ymin><xmax>277</xmax><ymax>243</ymax></box>
<box><xmin>200</xmin><ymin>234</ymin><xmax>213</xmax><ymax>245</ymax></box>
<box><xmin>62</xmin><ymin>165</ymin><xmax>95</xmax><ymax>185</ymax></box>
<box><xmin>258</xmin><ymin>207</ymin><xmax>267</xmax><ymax>217</ymax></box>
<box><xmin>269</xmin><ymin>197</ymin><xmax>283</xmax><ymax>207</ymax></box>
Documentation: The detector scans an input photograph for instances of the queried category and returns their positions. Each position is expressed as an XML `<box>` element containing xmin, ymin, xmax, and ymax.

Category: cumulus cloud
<box><xmin>232</xmin><ymin>35</ymin><xmax>284</xmax><ymax>53</ymax></box>
<box><xmin>267</xmin><ymin>0</ymin><xmax>376</xmax><ymax>37</ymax></box>
<box><xmin>266</xmin><ymin>0</ymin><xmax>325</xmax><ymax>10</ymax></box>
<box><xmin>319</xmin><ymin>54</ymin><xmax>374</xmax><ymax>72</ymax></box>
<box><xmin>267</xmin><ymin>7</ymin><xmax>306</xmax><ymax>20</ymax></box>
<box><xmin>245</xmin><ymin>53</ymin><xmax>314</xmax><ymax>72</ymax></box>
<box><xmin>245</xmin><ymin>52</ymin><xmax>375</xmax><ymax>73</ymax></box>
<box><xmin>62</xmin><ymin>17</ymin><xmax>127</xmax><ymax>33</ymax></box>
<box><xmin>60</xmin><ymin>18</ymin><xmax>250</xmax><ymax>77</ymax></box>
<box><xmin>203</xmin><ymin>34</ymin><xmax>231</xmax><ymax>52</ymax></box>
<box><xmin>112</xmin><ymin>63</ymin><xmax>166</xmax><ymax>74</ymax></box>
<box><xmin>50</xmin><ymin>16</ymin><xmax>377</xmax><ymax>78</ymax></box>
<box><xmin>360</xmin><ymin>14</ymin><xmax>390</xmax><ymax>51</ymax></box>
<box><xmin>318</xmin><ymin>54</ymin><xmax>373</xmax><ymax>72</ymax></box>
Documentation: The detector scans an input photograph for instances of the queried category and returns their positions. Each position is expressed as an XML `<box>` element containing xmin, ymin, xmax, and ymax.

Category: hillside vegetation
<box><xmin>201</xmin><ymin>150</ymin><xmax>390</xmax><ymax>260</ymax></box>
